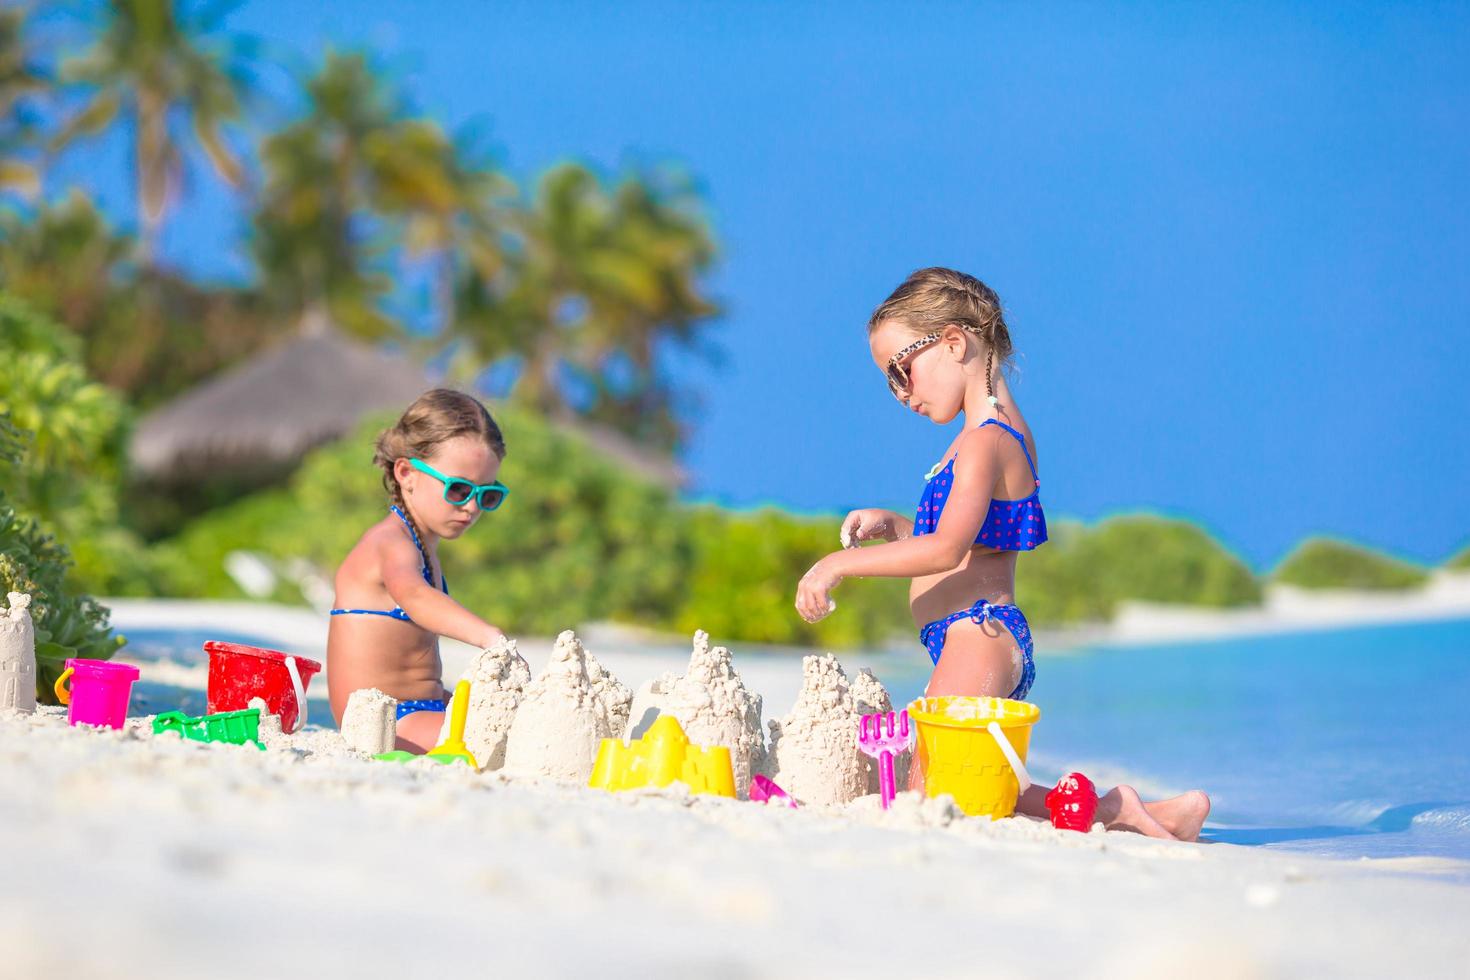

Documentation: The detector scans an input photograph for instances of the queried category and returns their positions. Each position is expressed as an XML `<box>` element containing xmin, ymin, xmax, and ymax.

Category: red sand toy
<box><xmin>204</xmin><ymin>641</ymin><xmax>320</xmax><ymax>734</ymax></box>
<box><xmin>1044</xmin><ymin>772</ymin><xmax>1099</xmax><ymax>832</ymax></box>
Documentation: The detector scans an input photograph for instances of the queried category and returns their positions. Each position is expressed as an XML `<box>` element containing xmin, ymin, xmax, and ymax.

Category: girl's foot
<box><xmin>1144</xmin><ymin>790</ymin><xmax>1211</xmax><ymax>842</ymax></box>
<box><xmin>1096</xmin><ymin>785</ymin><xmax>1175</xmax><ymax>840</ymax></box>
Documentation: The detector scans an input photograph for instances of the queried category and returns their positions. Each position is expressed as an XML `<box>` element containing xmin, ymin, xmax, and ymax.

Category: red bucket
<box><xmin>204</xmin><ymin>641</ymin><xmax>321</xmax><ymax>734</ymax></box>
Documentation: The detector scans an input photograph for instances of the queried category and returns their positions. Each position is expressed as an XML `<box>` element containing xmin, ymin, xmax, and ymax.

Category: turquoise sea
<box><xmin>890</xmin><ymin>617</ymin><xmax>1470</xmax><ymax>864</ymax></box>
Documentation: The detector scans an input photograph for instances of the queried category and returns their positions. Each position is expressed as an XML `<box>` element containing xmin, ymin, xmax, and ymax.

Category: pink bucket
<box><xmin>54</xmin><ymin>658</ymin><xmax>140</xmax><ymax>730</ymax></box>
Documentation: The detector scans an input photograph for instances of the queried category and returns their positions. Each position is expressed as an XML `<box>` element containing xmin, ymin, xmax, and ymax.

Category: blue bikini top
<box><xmin>329</xmin><ymin>506</ymin><xmax>447</xmax><ymax>622</ymax></box>
<box><xmin>913</xmin><ymin>419</ymin><xmax>1048</xmax><ymax>551</ymax></box>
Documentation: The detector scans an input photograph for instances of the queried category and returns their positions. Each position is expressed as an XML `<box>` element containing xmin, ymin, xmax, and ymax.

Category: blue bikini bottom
<box><xmin>395</xmin><ymin>698</ymin><xmax>447</xmax><ymax>721</ymax></box>
<box><xmin>918</xmin><ymin>599</ymin><xmax>1035</xmax><ymax>702</ymax></box>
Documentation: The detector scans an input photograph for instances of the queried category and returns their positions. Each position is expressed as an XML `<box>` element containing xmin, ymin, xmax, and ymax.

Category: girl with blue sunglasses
<box><xmin>327</xmin><ymin>389</ymin><xmax>513</xmax><ymax>753</ymax></box>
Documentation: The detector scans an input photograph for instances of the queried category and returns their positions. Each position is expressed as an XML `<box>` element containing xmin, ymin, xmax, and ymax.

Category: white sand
<box><xmin>3</xmin><ymin>703</ymin><xmax>1468</xmax><ymax>977</ymax></box>
<box><xmin>765</xmin><ymin>654</ymin><xmax>869</xmax><ymax>806</ymax></box>
<box><xmin>341</xmin><ymin>687</ymin><xmax>397</xmax><ymax>755</ymax></box>
<box><xmin>23</xmin><ymin>599</ymin><xmax>1460</xmax><ymax>975</ymax></box>
<box><xmin>1</xmin><ymin>592</ymin><xmax>36</xmax><ymax>714</ymax></box>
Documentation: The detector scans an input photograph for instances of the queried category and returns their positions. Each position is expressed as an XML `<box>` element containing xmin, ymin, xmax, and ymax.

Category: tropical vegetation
<box><xmin>0</xmin><ymin>1</ymin><xmax>1447</xmax><ymax>676</ymax></box>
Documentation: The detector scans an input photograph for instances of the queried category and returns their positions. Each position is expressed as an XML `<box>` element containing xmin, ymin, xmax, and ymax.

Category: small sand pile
<box><xmin>504</xmin><ymin>631</ymin><xmax>629</xmax><ymax>782</ymax></box>
<box><xmin>625</xmin><ymin>630</ymin><xmax>765</xmax><ymax>798</ymax></box>
<box><xmin>341</xmin><ymin>688</ymin><xmax>398</xmax><ymax>755</ymax></box>
<box><xmin>437</xmin><ymin>637</ymin><xmax>533</xmax><ymax>770</ymax></box>
<box><xmin>850</xmin><ymin>667</ymin><xmax>909</xmax><ymax>794</ymax></box>
<box><xmin>765</xmin><ymin>654</ymin><xmax>866</xmax><ymax>806</ymax></box>
<box><xmin>1</xmin><ymin>593</ymin><xmax>36</xmax><ymax>714</ymax></box>
<box><xmin>246</xmin><ymin>697</ymin><xmax>289</xmax><ymax>750</ymax></box>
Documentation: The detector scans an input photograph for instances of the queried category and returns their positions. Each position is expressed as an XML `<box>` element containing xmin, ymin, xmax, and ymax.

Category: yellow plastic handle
<box><xmin>53</xmin><ymin>666</ymin><xmax>74</xmax><ymax>706</ymax></box>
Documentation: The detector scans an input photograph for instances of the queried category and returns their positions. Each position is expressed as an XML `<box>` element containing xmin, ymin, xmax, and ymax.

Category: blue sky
<box><xmin>39</xmin><ymin>2</ymin><xmax>1470</xmax><ymax>570</ymax></box>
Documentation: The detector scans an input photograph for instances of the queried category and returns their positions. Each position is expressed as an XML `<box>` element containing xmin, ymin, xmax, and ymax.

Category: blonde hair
<box><xmin>372</xmin><ymin>388</ymin><xmax>506</xmax><ymax>575</ymax></box>
<box><xmin>868</xmin><ymin>267</ymin><xmax>1013</xmax><ymax>399</ymax></box>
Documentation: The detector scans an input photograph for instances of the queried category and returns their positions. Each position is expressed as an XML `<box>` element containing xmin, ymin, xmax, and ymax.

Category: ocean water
<box><xmin>891</xmin><ymin>617</ymin><xmax>1470</xmax><ymax>864</ymax></box>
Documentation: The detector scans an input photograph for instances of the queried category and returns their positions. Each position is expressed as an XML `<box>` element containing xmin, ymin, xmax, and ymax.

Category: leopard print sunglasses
<box><xmin>884</xmin><ymin>324</ymin><xmax>985</xmax><ymax>401</ymax></box>
<box><xmin>883</xmin><ymin>331</ymin><xmax>944</xmax><ymax>401</ymax></box>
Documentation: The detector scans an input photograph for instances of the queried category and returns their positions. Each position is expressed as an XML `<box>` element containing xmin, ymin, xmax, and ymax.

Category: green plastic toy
<box><xmin>153</xmin><ymin>708</ymin><xmax>265</xmax><ymax>750</ymax></box>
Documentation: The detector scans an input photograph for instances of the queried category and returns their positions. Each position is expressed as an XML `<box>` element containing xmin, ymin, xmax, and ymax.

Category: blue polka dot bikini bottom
<box><xmin>395</xmin><ymin>698</ymin><xmax>447</xmax><ymax>721</ymax></box>
<box><xmin>919</xmin><ymin>599</ymin><xmax>1035</xmax><ymax>702</ymax></box>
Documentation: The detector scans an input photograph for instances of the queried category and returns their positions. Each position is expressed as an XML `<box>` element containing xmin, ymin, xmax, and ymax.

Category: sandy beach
<box><xmin>2</xmin><ymin>599</ymin><xmax>1468</xmax><ymax>977</ymax></box>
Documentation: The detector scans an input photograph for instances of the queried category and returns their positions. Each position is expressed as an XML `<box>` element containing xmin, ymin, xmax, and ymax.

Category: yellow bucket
<box><xmin>907</xmin><ymin>696</ymin><xmax>1041</xmax><ymax>819</ymax></box>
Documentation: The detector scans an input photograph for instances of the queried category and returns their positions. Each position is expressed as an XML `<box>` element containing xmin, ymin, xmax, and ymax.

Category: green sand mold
<box><xmin>153</xmin><ymin>708</ymin><xmax>266</xmax><ymax>750</ymax></box>
<box><xmin>372</xmin><ymin>750</ymin><xmax>468</xmax><ymax>766</ymax></box>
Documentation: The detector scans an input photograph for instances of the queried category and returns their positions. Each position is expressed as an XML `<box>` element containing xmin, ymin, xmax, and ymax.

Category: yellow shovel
<box><xmin>425</xmin><ymin>679</ymin><xmax>478</xmax><ymax>769</ymax></box>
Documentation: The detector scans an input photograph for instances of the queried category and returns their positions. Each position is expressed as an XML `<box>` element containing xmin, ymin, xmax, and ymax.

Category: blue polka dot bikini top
<box><xmin>913</xmin><ymin>419</ymin><xmax>1049</xmax><ymax>551</ymax></box>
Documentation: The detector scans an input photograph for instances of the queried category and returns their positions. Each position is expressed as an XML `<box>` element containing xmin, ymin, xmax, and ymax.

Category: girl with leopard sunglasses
<box><xmin>794</xmin><ymin>267</ymin><xmax>1211</xmax><ymax>842</ymax></box>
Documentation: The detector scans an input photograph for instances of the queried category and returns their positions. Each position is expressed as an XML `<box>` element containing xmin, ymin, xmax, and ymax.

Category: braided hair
<box><xmin>867</xmin><ymin>267</ymin><xmax>1013</xmax><ymax>405</ymax></box>
<box><xmin>372</xmin><ymin>388</ymin><xmax>507</xmax><ymax>583</ymax></box>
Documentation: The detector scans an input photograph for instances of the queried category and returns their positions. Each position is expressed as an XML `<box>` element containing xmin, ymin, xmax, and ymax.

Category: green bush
<box><xmin>673</xmin><ymin>506</ymin><xmax>911</xmax><ymax>648</ymax></box>
<box><xmin>1273</xmin><ymin>537</ymin><xmax>1428</xmax><ymax>591</ymax></box>
<box><xmin>1017</xmin><ymin>514</ymin><xmax>1261</xmax><ymax>625</ymax></box>
<box><xmin>155</xmin><ymin>406</ymin><xmax>697</xmax><ymax>635</ymax></box>
<box><xmin>0</xmin><ymin>414</ymin><xmax>124</xmax><ymax>703</ymax></box>
<box><xmin>0</xmin><ymin>292</ymin><xmax>155</xmax><ymax>597</ymax></box>
<box><xmin>1445</xmin><ymin>545</ymin><xmax>1470</xmax><ymax>571</ymax></box>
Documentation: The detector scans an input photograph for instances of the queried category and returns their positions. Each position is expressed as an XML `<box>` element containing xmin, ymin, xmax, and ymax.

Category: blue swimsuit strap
<box><xmin>389</xmin><ymin>505</ymin><xmax>438</xmax><ymax>589</ymax></box>
<box><xmin>329</xmin><ymin>508</ymin><xmax>444</xmax><ymax>619</ymax></box>
<box><xmin>976</xmin><ymin>419</ymin><xmax>1040</xmax><ymax>483</ymax></box>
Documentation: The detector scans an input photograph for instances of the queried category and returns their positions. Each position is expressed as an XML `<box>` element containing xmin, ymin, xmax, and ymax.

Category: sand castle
<box><xmin>341</xmin><ymin>687</ymin><xmax>399</xmax><ymax>755</ymax></box>
<box><xmin>765</xmin><ymin>654</ymin><xmax>868</xmax><ymax>806</ymax></box>
<box><xmin>1</xmin><ymin>592</ymin><xmax>36</xmax><ymax>714</ymax></box>
<box><xmin>436</xmin><ymin>637</ymin><xmax>533</xmax><ymax>770</ymax></box>
<box><xmin>504</xmin><ymin>631</ymin><xmax>630</xmax><ymax>782</ymax></box>
<box><xmin>625</xmin><ymin>630</ymin><xmax>766</xmax><ymax>798</ymax></box>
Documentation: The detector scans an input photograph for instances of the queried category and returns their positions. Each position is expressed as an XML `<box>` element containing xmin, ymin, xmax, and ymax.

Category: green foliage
<box><xmin>0</xmin><ymin>293</ymin><xmax>129</xmax><ymax>529</ymax></box>
<box><xmin>673</xmin><ymin>507</ymin><xmax>911</xmax><ymax>647</ymax></box>
<box><xmin>0</xmin><ymin>412</ymin><xmax>124</xmax><ymax>703</ymax></box>
<box><xmin>1017</xmin><ymin>514</ymin><xmax>1262</xmax><ymax>625</ymax></box>
<box><xmin>1447</xmin><ymin>545</ymin><xmax>1470</xmax><ymax>571</ymax></box>
<box><xmin>1273</xmin><ymin>537</ymin><xmax>1428</xmax><ymax>591</ymax></box>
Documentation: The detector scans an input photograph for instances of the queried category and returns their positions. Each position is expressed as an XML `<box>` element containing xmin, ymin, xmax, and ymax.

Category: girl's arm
<box><xmin>380</xmin><ymin>537</ymin><xmax>504</xmax><ymax>648</ymax></box>
<box><xmin>796</xmin><ymin>428</ymin><xmax>1000</xmax><ymax>623</ymax></box>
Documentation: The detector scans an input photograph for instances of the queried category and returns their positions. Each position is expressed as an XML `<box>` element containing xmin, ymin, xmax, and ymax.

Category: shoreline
<box><xmin>104</xmin><ymin>570</ymin><xmax>1470</xmax><ymax>665</ymax></box>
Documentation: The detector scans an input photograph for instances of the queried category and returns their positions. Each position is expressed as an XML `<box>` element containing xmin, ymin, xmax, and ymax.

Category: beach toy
<box><xmin>907</xmin><ymin>696</ymin><xmax>1040</xmax><ymax>819</ymax></box>
<box><xmin>856</xmin><ymin>710</ymin><xmax>913</xmax><ymax>810</ymax></box>
<box><xmin>52</xmin><ymin>658</ymin><xmax>140</xmax><ymax>730</ymax></box>
<box><xmin>588</xmin><ymin>713</ymin><xmax>736</xmax><ymax>798</ymax></box>
<box><xmin>425</xmin><ymin>681</ymin><xmax>478</xmax><ymax>768</ymax></box>
<box><xmin>1044</xmin><ymin>772</ymin><xmax>1099</xmax><ymax>832</ymax></box>
<box><xmin>152</xmin><ymin>708</ymin><xmax>265</xmax><ymax>750</ymax></box>
<box><xmin>204</xmin><ymin>641</ymin><xmax>320</xmax><ymax>734</ymax></box>
<box><xmin>748</xmin><ymin>774</ymin><xmax>798</xmax><ymax>808</ymax></box>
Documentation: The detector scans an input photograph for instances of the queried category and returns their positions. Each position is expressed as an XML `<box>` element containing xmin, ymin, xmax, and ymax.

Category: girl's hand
<box><xmin>480</xmin><ymin>625</ymin><xmax>506</xmax><ymax>650</ymax></box>
<box><xmin>796</xmin><ymin>556</ymin><xmax>843</xmax><ymax>623</ymax></box>
<box><xmin>840</xmin><ymin>508</ymin><xmax>905</xmax><ymax>547</ymax></box>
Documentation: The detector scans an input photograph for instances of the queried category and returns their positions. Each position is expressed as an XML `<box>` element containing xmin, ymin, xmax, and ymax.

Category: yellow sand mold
<box><xmin>588</xmin><ymin>714</ymin><xmax>736</xmax><ymax>797</ymax></box>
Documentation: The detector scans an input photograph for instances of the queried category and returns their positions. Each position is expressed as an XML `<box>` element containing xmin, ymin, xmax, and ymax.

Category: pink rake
<box><xmin>857</xmin><ymin>710</ymin><xmax>913</xmax><ymax>810</ymax></box>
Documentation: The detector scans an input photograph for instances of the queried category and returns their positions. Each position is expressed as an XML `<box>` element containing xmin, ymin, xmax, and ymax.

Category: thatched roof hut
<box><xmin>131</xmin><ymin>322</ymin><xmax>431</xmax><ymax>478</ymax></box>
<box><xmin>131</xmin><ymin>319</ymin><xmax>687</xmax><ymax>491</ymax></box>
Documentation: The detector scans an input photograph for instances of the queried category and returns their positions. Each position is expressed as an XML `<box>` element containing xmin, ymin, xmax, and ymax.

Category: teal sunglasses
<box><xmin>409</xmin><ymin>458</ymin><xmax>509</xmax><ymax>511</ymax></box>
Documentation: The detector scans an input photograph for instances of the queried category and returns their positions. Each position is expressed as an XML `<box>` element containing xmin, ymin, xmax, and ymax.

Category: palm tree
<box><xmin>53</xmin><ymin>0</ymin><xmax>253</xmax><ymax>267</ymax></box>
<box><xmin>0</xmin><ymin>6</ymin><xmax>47</xmax><ymax>199</ymax></box>
<box><xmin>251</xmin><ymin>51</ymin><xmax>398</xmax><ymax>338</ymax></box>
<box><xmin>370</xmin><ymin>121</ymin><xmax>513</xmax><ymax>336</ymax></box>
<box><xmin>458</xmin><ymin>162</ymin><xmax>719</xmax><ymax>449</ymax></box>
